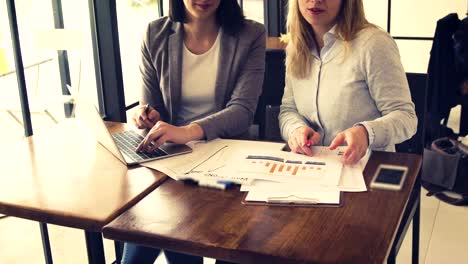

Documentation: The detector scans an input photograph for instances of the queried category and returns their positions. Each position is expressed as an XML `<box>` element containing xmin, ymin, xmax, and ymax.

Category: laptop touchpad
<box><xmin>159</xmin><ymin>143</ymin><xmax>192</xmax><ymax>155</ymax></box>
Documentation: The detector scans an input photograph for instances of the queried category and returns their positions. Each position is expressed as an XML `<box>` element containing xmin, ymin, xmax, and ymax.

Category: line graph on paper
<box><xmin>186</xmin><ymin>145</ymin><xmax>230</xmax><ymax>174</ymax></box>
<box><xmin>182</xmin><ymin>145</ymin><xmax>252</xmax><ymax>184</ymax></box>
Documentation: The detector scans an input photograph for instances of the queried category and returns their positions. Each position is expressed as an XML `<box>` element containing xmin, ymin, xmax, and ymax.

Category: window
<box><xmin>391</xmin><ymin>0</ymin><xmax>466</xmax><ymax>38</ymax></box>
<box><xmin>1</xmin><ymin>0</ymin><xmax>98</xmax><ymax>138</ymax></box>
<box><xmin>117</xmin><ymin>0</ymin><xmax>162</xmax><ymax>110</ymax></box>
<box><xmin>363</xmin><ymin>0</ymin><xmax>466</xmax><ymax>73</ymax></box>
<box><xmin>362</xmin><ymin>0</ymin><xmax>387</xmax><ymax>30</ymax></box>
<box><xmin>243</xmin><ymin>0</ymin><xmax>265</xmax><ymax>24</ymax></box>
<box><xmin>0</xmin><ymin>1</ymin><xmax>22</xmax><ymax>142</ymax></box>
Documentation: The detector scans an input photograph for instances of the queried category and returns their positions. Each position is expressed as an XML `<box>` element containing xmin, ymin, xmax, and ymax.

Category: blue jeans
<box><xmin>121</xmin><ymin>243</ymin><xmax>203</xmax><ymax>264</ymax></box>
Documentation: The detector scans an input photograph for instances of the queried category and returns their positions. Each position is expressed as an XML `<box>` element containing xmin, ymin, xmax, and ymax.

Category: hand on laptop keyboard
<box><xmin>136</xmin><ymin>121</ymin><xmax>204</xmax><ymax>153</ymax></box>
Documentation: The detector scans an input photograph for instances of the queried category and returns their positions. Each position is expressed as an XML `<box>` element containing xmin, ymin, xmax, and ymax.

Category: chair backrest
<box><xmin>396</xmin><ymin>73</ymin><xmax>428</xmax><ymax>154</ymax></box>
<box><xmin>264</xmin><ymin>104</ymin><xmax>282</xmax><ymax>142</ymax></box>
<box><xmin>255</xmin><ymin>49</ymin><xmax>286</xmax><ymax>139</ymax></box>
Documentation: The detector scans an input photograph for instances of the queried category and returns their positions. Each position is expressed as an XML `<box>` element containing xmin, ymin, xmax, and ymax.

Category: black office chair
<box><xmin>255</xmin><ymin>49</ymin><xmax>285</xmax><ymax>140</ymax></box>
<box><xmin>396</xmin><ymin>73</ymin><xmax>428</xmax><ymax>155</ymax></box>
<box><xmin>389</xmin><ymin>73</ymin><xmax>427</xmax><ymax>264</ymax></box>
<box><xmin>263</xmin><ymin>104</ymin><xmax>282</xmax><ymax>142</ymax></box>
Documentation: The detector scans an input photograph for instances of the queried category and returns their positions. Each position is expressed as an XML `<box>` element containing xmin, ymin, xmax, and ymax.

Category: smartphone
<box><xmin>370</xmin><ymin>164</ymin><xmax>408</xmax><ymax>191</ymax></box>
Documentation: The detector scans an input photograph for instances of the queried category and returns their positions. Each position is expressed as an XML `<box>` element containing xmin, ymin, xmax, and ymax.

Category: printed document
<box><xmin>141</xmin><ymin>139</ymin><xmax>285</xmax><ymax>184</ymax></box>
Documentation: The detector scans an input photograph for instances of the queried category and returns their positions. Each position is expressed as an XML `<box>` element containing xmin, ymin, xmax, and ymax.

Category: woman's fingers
<box><xmin>341</xmin><ymin>135</ymin><xmax>366</xmax><ymax>165</ymax></box>
<box><xmin>289</xmin><ymin>126</ymin><xmax>320</xmax><ymax>156</ymax></box>
<box><xmin>329</xmin><ymin>133</ymin><xmax>345</xmax><ymax>150</ymax></box>
<box><xmin>132</xmin><ymin>105</ymin><xmax>160</xmax><ymax>129</ymax></box>
<box><xmin>147</xmin><ymin>109</ymin><xmax>160</xmax><ymax>124</ymax></box>
<box><xmin>309</xmin><ymin>131</ymin><xmax>321</xmax><ymax>146</ymax></box>
<box><xmin>330</xmin><ymin>128</ymin><xmax>369</xmax><ymax>165</ymax></box>
<box><xmin>289</xmin><ymin>137</ymin><xmax>303</xmax><ymax>154</ymax></box>
<box><xmin>136</xmin><ymin>122</ymin><xmax>166</xmax><ymax>152</ymax></box>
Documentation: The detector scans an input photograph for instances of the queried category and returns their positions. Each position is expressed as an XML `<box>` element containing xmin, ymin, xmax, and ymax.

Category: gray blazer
<box><xmin>140</xmin><ymin>17</ymin><xmax>266</xmax><ymax>140</ymax></box>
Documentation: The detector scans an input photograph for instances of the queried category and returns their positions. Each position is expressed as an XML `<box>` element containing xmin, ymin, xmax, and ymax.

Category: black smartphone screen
<box><xmin>374</xmin><ymin>168</ymin><xmax>405</xmax><ymax>185</ymax></box>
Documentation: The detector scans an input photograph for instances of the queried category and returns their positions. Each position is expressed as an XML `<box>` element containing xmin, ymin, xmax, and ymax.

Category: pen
<box><xmin>305</xmin><ymin>132</ymin><xmax>315</xmax><ymax>147</ymax></box>
<box><xmin>216</xmin><ymin>180</ymin><xmax>239</xmax><ymax>188</ymax></box>
<box><xmin>144</xmin><ymin>103</ymin><xmax>150</xmax><ymax>116</ymax></box>
<box><xmin>199</xmin><ymin>181</ymin><xmax>227</xmax><ymax>190</ymax></box>
<box><xmin>181</xmin><ymin>178</ymin><xmax>227</xmax><ymax>190</ymax></box>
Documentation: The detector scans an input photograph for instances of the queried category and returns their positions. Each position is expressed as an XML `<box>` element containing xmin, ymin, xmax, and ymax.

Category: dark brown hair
<box><xmin>169</xmin><ymin>0</ymin><xmax>245</xmax><ymax>35</ymax></box>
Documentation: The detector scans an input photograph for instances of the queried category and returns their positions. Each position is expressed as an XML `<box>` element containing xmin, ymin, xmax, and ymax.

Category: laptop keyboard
<box><xmin>112</xmin><ymin>130</ymin><xmax>168</xmax><ymax>162</ymax></box>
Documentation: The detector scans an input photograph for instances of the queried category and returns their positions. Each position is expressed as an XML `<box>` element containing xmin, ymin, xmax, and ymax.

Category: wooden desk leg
<box><xmin>39</xmin><ymin>222</ymin><xmax>53</xmax><ymax>264</ymax></box>
<box><xmin>84</xmin><ymin>231</ymin><xmax>106</xmax><ymax>264</ymax></box>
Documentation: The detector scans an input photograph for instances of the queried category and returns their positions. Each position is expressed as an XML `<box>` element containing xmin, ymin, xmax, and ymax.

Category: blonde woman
<box><xmin>279</xmin><ymin>0</ymin><xmax>417</xmax><ymax>164</ymax></box>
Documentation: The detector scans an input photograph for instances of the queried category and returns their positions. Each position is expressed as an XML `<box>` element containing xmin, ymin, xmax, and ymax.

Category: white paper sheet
<box><xmin>337</xmin><ymin>149</ymin><xmax>371</xmax><ymax>192</ymax></box>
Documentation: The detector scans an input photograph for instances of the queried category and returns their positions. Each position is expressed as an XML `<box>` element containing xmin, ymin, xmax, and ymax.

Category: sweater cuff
<box><xmin>192</xmin><ymin>119</ymin><xmax>217</xmax><ymax>141</ymax></box>
<box><xmin>357</xmin><ymin>120</ymin><xmax>388</xmax><ymax>149</ymax></box>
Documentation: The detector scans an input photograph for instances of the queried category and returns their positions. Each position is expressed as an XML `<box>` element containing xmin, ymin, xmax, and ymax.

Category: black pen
<box><xmin>144</xmin><ymin>103</ymin><xmax>150</xmax><ymax>116</ymax></box>
<box><xmin>181</xmin><ymin>178</ymin><xmax>228</xmax><ymax>190</ymax></box>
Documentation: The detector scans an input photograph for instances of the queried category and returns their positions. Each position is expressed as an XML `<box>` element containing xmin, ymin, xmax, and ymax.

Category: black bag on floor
<box><xmin>422</xmin><ymin>137</ymin><xmax>468</xmax><ymax>205</ymax></box>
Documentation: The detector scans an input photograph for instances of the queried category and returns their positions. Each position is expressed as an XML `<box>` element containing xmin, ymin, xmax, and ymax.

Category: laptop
<box><xmin>75</xmin><ymin>101</ymin><xmax>192</xmax><ymax>166</ymax></box>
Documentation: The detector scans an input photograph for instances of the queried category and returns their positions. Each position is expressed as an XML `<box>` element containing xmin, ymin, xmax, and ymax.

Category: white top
<box><xmin>279</xmin><ymin>26</ymin><xmax>417</xmax><ymax>151</ymax></box>
<box><xmin>176</xmin><ymin>31</ymin><xmax>221</xmax><ymax>126</ymax></box>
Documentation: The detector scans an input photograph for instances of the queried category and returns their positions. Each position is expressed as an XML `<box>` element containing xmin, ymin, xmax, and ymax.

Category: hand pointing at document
<box><xmin>329</xmin><ymin>125</ymin><xmax>369</xmax><ymax>165</ymax></box>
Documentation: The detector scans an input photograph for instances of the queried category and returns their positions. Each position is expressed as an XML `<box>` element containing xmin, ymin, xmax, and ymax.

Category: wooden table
<box><xmin>0</xmin><ymin>120</ymin><xmax>166</xmax><ymax>263</ymax></box>
<box><xmin>102</xmin><ymin>151</ymin><xmax>422</xmax><ymax>263</ymax></box>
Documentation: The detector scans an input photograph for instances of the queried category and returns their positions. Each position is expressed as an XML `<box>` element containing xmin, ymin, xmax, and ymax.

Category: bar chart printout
<box><xmin>243</xmin><ymin>155</ymin><xmax>332</xmax><ymax>182</ymax></box>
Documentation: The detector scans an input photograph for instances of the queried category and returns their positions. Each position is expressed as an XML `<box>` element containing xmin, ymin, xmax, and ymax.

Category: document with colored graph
<box><xmin>234</xmin><ymin>147</ymin><xmax>344</xmax><ymax>187</ymax></box>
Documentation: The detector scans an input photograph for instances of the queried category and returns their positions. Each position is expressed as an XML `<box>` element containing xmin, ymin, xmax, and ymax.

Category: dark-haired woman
<box><xmin>123</xmin><ymin>0</ymin><xmax>265</xmax><ymax>263</ymax></box>
<box><xmin>133</xmin><ymin>0</ymin><xmax>265</xmax><ymax>153</ymax></box>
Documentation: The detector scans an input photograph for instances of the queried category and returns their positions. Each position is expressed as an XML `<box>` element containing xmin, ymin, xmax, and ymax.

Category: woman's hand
<box><xmin>136</xmin><ymin>122</ymin><xmax>204</xmax><ymax>152</ymax></box>
<box><xmin>288</xmin><ymin>126</ymin><xmax>321</xmax><ymax>156</ymax></box>
<box><xmin>132</xmin><ymin>105</ymin><xmax>160</xmax><ymax>129</ymax></box>
<box><xmin>329</xmin><ymin>126</ymin><xmax>369</xmax><ymax>165</ymax></box>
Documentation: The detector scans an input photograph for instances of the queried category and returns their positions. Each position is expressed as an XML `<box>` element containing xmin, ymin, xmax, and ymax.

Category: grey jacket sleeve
<box><xmin>359</xmin><ymin>31</ymin><xmax>417</xmax><ymax>149</ymax></box>
<box><xmin>139</xmin><ymin>22</ymin><xmax>169</xmax><ymax>122</ymax></box>
<box><xmin>193</xmin><ymin>25</ymin><xmax>266</xmax><ymax>140</ymax></box>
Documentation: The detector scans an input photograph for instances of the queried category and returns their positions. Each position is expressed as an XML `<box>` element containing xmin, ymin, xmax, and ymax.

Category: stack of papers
<box><xmin>241</xmin><ymin>149</ymin><xmax>370</xmax><ymax>205</ymax></box>
<box><xmin>142</xmin><ymin>139</ymin><xmax>370</xmax><ymax>205</ymax></box>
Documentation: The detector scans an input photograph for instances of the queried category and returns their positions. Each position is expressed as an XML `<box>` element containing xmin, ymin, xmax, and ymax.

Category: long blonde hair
<box><xmin>286</xmin><ymin>0</ymin><xmax>372</xmax><ymax>79</ymax></box>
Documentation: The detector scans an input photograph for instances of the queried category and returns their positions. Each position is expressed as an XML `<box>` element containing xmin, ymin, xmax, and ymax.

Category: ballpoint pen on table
<box><xmin>181</xmin><ymin>178</ymin><xmax>238</xmax><ymax>190</ymax></box>
<box><xmin>181</xmin><ymin>178</ymin><xmax>225</xmax><ymax>190</ymax></box>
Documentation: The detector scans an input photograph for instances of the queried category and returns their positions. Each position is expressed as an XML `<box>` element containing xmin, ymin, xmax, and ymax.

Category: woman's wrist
<box><xmin>355</xmin><ymin>124</ymin><xmax>369</xmax><ymax>147</ymax></box>
<box><xmin>185</xmin><ymin>123</ymin><xmax>205</xmax><ymax>141</ymax></box>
